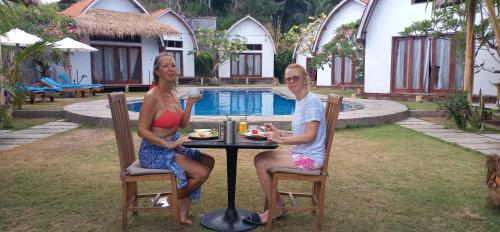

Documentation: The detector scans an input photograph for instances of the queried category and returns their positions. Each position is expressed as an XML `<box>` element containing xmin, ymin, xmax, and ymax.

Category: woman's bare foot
<box><xmin>179</xmin><ymin>197</ymin><xmax>193</xmax><ymax>225</ymax></box>
<box><xmin>259</xmin><ymin>208</ymin><xmax>284</xmax><ymax>223</ymax></box>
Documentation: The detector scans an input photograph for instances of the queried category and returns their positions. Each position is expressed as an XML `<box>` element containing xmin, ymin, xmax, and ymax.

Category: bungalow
<box><xmin>356</xmin><ymin>0</ymin><xmax>499</xmax><ymax>97</ymax></box>
<box><xmin>312</xmin><ymin>0</ymin><xmax>367</xmax><ymax>87</ymax></box>
<box><xmin>152</xmin><ymin>8</ymin><xmax>198</xmax><ymax>84</ymax></box>
<box><xmin>58</xmin><ymin>0</ymin><xmax>177</xmax><ymax>86</ymax></box>
<box><xmin>218</xmin><ymin>15</ymin><xmax>276</xmax><ymax>84</ymax></box>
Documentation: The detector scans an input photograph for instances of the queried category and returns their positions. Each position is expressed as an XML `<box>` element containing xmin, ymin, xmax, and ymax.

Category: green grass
<box><xmin>311</xmin><ymin>88</ymin><xmax>354</xmax><ymax>97</ymax></box>
<box><xmin>397</xmin><ymin>101</ymin><xmax>440</xmax><ymax>110</ymax></box>
<box><xmin>1</xmin><ymin>117</ymin><xmax>59</xmax><ymax>130</ymax></box>
<box><xmin>1</xmin><ymin>124</ymin><xmax>499</xmax><ymax>231</ymax></box>
<box><xmin>19</xmin><ymin>92</ymin><xmax>147</xmax><ymax>111</ymax></box>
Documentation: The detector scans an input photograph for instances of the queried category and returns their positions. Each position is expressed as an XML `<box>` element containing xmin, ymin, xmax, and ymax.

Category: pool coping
<box><xmin>64</xmin><ymin>86</ymin><xmax>409</xmax><ymax>129</ymax></box>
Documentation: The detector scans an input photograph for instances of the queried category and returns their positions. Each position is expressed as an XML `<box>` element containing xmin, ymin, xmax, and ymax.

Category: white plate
<box><xmin>194</xmin><ymin>129</ymin><xmax>211</xmax><ymax>132</ymax></box>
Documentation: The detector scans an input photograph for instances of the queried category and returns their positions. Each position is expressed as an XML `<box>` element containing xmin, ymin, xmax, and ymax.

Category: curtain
<box><xmin>454</xmin><ymin>46</ymin><xmax>464</xmax><ymax>89</ymax></box>
<box><xmin>254</xmin><ymin>54</ymin><xmax>261</xmax><ymax>76</ymax></box>
<box><xmin>334</xmin><ymin>56</ymin><xmax>341</xmax><ymax>83</ymax></box>
<box><xmin>423</xmin><ymin>39</ymin><xmax>431</xmax><ymax>92</ymax></box>
<box><xmin>246</xmin><ymin>54</ymin><xmax>254</xmax><ymax>76</ymax></box>
<box><xmin>118</xmin><ymin>48</ymin><xmax>128</xmax><ymax>81</ymax></box>
<box><xmin>395</xmin><ymin>40</ymin><xmax>406</xmax><ymax>89</ymax></box>
<box><xmin>130</xmin><ymin>48</ymin><xmax>140</xmax><ymax>81</ymax></box>
<box><xmin>344</xmin><ymin>57</ymin><xmax>352</xmax><ymax>84</ymax></box>
<box><xmin>231</xmin><ymin>54</ymin><xmax>238</xmax><ymax>76</ymax></box>
<box><xmin>91</xmin><ymin>48</ymin><xmax>104</xmax><ymax>82</ymax></box>
<box><xmin>238</xmin><ymin>54</ymin><xmax>245</xmax><ymax>76</ymax></box>
<box><xmin>104</xmin><ymin>47</ymin><xmax>115</xmax><ymax>81</ymax></box>
<box><xmin>434</xmin><ymin>38</ymin><xmax>450</xmax><ymax>90</ymax></box>
<box><xmin>411</xmin><ymin>39</ymin><xmax>421</xmax><ymax>89</ymax></box>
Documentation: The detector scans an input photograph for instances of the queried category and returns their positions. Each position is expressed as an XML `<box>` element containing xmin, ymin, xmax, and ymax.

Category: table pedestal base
<box><xmin>200</xmin><ymin>208</ymin><xmax>258</xmax><ymax>231</ymax></box>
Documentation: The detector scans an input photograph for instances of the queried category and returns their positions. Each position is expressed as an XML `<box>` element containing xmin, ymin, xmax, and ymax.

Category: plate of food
<box><xmin>189</xmin><ymin>129</ymin><xmax>218</xmax><ymax>140</ymax></box>
<box><xmin>244</xmin><ymin>130</ymin><xmax>267</xmax><ymax>140</ymax></box>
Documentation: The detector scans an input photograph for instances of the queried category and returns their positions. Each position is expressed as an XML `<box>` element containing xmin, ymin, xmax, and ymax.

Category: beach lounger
<box><xmin>41</xmin><ymin>77</ymin><xmax>92</xmax><ymax>98</ymax></box>
<box><xmin>19</xmin><ymin>85</ymin><xmax>62</xmax><ymax>104</ymax></box>
<box><xmin>58</xmin><ymin>73</ymin><xmax>104</xmax><ymax>91</ymax></box>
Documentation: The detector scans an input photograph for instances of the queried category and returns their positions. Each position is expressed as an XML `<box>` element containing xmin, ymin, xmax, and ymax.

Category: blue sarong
<box><xmin>138</xmin><ymin>131</ymin><xmax>201</xmax><ymax>200</ymax></box>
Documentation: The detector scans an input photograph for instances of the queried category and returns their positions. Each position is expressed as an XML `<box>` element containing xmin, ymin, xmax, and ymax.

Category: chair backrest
<box><xmin>58</xmin><ymin>74</ymin><xmax>73</xmax><ymax>85</ymax></box>
<box><xmin>41</xmin><ymin>77</ymin><xmax>65</xmax><ymax>88</ymax></box>
<box><xmin>321</xmin><ymin>94</ymin><xmax>343</xmax><ymax>175</ymax></box>
<box><xmin>107</xmin><ymin>92</ymin><xmax>136</xmax><ymax>173</ymax></box>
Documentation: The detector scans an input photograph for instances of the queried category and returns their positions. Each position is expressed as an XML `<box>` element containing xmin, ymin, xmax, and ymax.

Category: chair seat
<box><xmin>268</xmin><ymin>167</ymin><xmax>321</xmax><ymax>176</ymax></box>
<box><xmin>126</xmin><ymin>160</ymin><xmax>173</xmax><ymax>175</ymax></box>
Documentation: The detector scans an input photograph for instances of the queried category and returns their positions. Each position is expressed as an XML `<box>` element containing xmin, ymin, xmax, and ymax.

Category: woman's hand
<box><xmin>265</xmin><ymin>131</ymin><xmax>283</xmax><ymax>144</ymax></box>
<box><xmin>165</xmin><ymin>135</ymin><xmax>191</xmax><ymax>149</ymax></box>
<box><xmin>264</xmin><ymin>122</ymin><xmax>277</xmax><ymax>132</ymax></box>
<box><xmin>186</xmin><ymin>94</ymin><xmax>202</xmax><ymax>106</ymax></box>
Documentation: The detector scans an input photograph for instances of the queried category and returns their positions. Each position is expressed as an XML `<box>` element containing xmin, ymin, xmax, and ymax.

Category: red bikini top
<box><xmin>151</xmin><ymin>92</ymin><xmax>183</xmax><ymax>129</ymax></box>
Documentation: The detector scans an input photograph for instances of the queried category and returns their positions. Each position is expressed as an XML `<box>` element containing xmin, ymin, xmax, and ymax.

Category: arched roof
<box><xmin>312</xmin><ymin>0</ymin><xmax>367</xmax><ymax>53</ymax></box>
<box><xmin>152</xmin><ymin>8</ymin><xmax>198</xmax><ymax>50</ymax></box>
<box><xmin>356</xmin><ymin>0</ymin><xmax>378</xmax><ymax>41</ymax></box>
<box><xmin>227</xmin><ymin>15</ymin><xmax>276</xmax><ymax>54</ymax></box>
<box><xmin>61</xmin><ymin>0</ymin><xmax>148</xmax><ymax>17</ymax></box>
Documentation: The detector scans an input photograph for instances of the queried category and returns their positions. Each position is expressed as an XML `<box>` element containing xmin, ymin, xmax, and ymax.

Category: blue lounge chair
<box><xmin>58</xmin><ymin>73</ymin><xmax>104</xmax><ymax>89</ymax></box>
<box><xmin>18</xmin><ymin>85</ymin><xmax>62</xmax><ymax>104</ymax></box>
<box><xmin>41</xmin><ymin>77</ymin><xmax>92</xmax><ymax>98</ymax></box>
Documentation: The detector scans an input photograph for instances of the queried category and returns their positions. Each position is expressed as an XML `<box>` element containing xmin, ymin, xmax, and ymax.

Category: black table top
<box><xmin>183</xmin><ymin>136</ymin><xmax>278</xmax><ymax>149</ymax></box>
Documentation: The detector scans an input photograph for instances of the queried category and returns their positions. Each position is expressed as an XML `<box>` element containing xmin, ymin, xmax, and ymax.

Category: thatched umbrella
<box><xmin>75</xmin><ymin>9</ymin><xmax>178</xmax><ymax>38</ymax></box>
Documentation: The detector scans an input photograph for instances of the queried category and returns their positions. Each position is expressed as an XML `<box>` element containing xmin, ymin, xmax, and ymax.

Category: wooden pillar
<box><xmin>485</xmin><ymin>0</ymin><xmax>500</xmax><ymax>56</ymax></box>
<box><xmin>463</xmin><ymin>0</ymin><xmax>477</xmax><ymax>102</ymax></box>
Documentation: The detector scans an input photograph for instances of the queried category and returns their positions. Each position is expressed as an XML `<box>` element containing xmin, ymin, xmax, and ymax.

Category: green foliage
<box><xmin>194</xmin><ymin>52</ymin><xmax>213</xmax><ymax>78</ymax></box>
<box><xmin>311</xmin><ymin>20</ymin><xmax>364</xmax><ymax>82</ymax></box>
<box><xmin>468</xmin><ymin>89</ymin><xmax>486</xmax><ymax>130</ymax></box>
<box><xmin>191</xmin><ymin>29</ymin><xmax>247</xmax><ymax>79</ymax></box>
<box><xmin>275</xmin><ymin>24</ymin><xmax>302</xmax><ymax>83</ymax></box>
<box><xmin>401</xmin><ymin>3</ymin><xmax>499</xmax><ymax>74</ymax></box>
<box><xmin>438</xmin><ymin>90</ymin><xmax>470</xmax><ymax>129</ymax></box>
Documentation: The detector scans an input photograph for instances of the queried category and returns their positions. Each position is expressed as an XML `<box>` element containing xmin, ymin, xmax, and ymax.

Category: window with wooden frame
<box><xmin>91</xmin><ymin>45</ymin><xmax>142</xmax><ymax>84</ymax></box>
<box><xmin>391</xmin><ymin>35</ymin><xmax>463</xmax><ymax>94</ymax></box>
<box><xmin>330</xmin><ymin>55</ymin><xmax>357</xmax><ymax>86</ymax></box>
<box><xmin>230</xmin><ymin>53</ymin><xmax>262</xmax><ymax>77</ymax></box>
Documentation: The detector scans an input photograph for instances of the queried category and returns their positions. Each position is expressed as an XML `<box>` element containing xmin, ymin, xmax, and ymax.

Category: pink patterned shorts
<box><xmin>290</xmin><ymin>152</ymin><xmax>323</xmax><ymax>171</ymax></box>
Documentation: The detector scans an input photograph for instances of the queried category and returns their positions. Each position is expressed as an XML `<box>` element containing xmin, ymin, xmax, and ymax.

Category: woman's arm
<box><xmin>179</xmin><ymin>95</ymin><xmax>201</xmax><ymax>128</ymax></box>
<box><xmin>267</xmin><ymin>121</ymin><xmax>319</xmax><ymax>145</ymax></box>
<box><xmin>137</xmin><ymin>93</ymin><xmax>182</xmax><ymax>149</ymax></box>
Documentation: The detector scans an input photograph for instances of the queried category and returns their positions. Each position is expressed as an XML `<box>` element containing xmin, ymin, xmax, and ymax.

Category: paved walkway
<box><xmin>397</xmin><ymin>117</ymin><xmax>500</xmax><ymax>155</ymax></box>
<box><xmin>0</xmin><ymin>120</ymin><xmax>78</xmax><ymax>151</ymax></box>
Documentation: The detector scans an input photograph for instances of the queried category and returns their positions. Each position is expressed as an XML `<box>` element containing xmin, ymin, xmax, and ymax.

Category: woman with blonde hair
<box><xmin>137</xmin><ymin>53</ymin><xmax>215</xmax><ymax>225</ymax></box>
<box><xmin>245</xmin><ymin>63</ymin><xmax>326</xmax><ymax>225</ymax></box>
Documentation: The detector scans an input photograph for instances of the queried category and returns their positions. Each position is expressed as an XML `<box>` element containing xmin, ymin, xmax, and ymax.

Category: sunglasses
<box><xmin>285</xmin><ymin>75</ymin><xmax>302</xmax><ymax>83</ymax></box>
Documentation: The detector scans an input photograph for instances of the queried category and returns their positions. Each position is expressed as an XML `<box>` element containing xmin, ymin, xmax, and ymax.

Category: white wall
<box><xmin>474</xmin><ymin>48</ymin><xmax>499</xmax><ymax>96</ymax></box>
<box><xmin>91</xmin><ymin>0</ymin><xmax>142</xmax><ymax>13</ymax></box>
<box><xmin>363</xmin><ymin>0</ymin><xmax>498</xmax><ymax>96</ymax></box>
<box><xmin>315</xmin><ymin>1</ymin><xmax>365</xmax><ymax>86</ymax></box>
<box><xmin>219</xmin><ymin>18</ymin><xmax>275</xmax><ymax>78</ymax></box>
<box><xmin>158</xmin><ymin>12</ymin><xmax>196</xmax><ymax>77</ymax></box>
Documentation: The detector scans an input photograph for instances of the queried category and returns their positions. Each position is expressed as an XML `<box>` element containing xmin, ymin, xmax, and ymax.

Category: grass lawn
<box><xmin>397</xmin><ymin>101</ymin><xmax>440</xmax><ymax>110</ymax></box>
<box><xmin>1</xmin><ymin>117</ymin><xmax>60</xmax><ymax>130</ymax></box>
<box><xmin>1</xmin><ymin>124</ymin><xmax>498</xmax><ymax>231</ymax></box>
<box><xmin>19</xmin><ymin>92</ymin><xmax>147</xmax><ymax>111</ymax></box>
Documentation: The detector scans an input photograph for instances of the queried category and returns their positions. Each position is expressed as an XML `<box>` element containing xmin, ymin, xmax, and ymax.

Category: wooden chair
<box><xmin>265</xmin><ymin>94</ymin><xmax>343</xmax><ymax>231</ymax></box>
<box><xmin>107</xmin><ymin>92</ymin><xmax>180</xmax><ymax>231</ymax></box>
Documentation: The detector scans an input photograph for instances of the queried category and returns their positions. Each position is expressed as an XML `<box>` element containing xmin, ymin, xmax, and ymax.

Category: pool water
<box><xmin>128</xmin><ymin>89</ymin><xmax>351</xmax><ymax>116</ymax></box>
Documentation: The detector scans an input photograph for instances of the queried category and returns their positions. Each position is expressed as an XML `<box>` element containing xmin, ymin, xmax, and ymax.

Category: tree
<box><xmin>191</xmin><ymin>29</ymin><xmax>247</xmax><ymax>84</ymax></box>
<box><xmin>0</xmin><ymin>1</ymin><xmax>73</xmax><ymax>127</ymax></box>
<box><xmin>311</xmin><ymin>20</ymin><xmax>365</xmax><ymax>82</ymax></box>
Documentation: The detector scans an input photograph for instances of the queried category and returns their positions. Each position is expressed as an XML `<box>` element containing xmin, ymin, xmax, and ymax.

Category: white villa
<box><xmin>58</xmin><ymin>0</ymin><xmax>177</xmax><ymax>86</ymax></box>
<box><xmin>218</xmin><ymin>15</ymin><xmax>276</xmax><ymax>84</ymax></box>
<box><xmin>357</xmin><ymin>0</ymin><xmax>499</xmax><ymax>96</ymax></box>
<box><xmin>312</xmin><ymin>0</ymin><xmax>367</xmax><ymax>87</ymax></box>
<box><xmin>152</xmin><ymin>8</ymin><xmax>198</xmax><ymax>84</ymax></box>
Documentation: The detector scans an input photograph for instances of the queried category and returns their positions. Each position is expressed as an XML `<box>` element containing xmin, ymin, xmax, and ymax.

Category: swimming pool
<box><xmin>128</xmin><ymin>89</ymin><xmax>352</xmax><ymax>116</ymax></box>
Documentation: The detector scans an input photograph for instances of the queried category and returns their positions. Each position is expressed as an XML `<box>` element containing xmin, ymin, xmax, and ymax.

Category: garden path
<box><xmin>0</xmin><ymin>120</ymin><xmax>78</xmax><ymax>151</ymax></box>
<box><xmin>397</xmin><ymin>117</ymin><xmax>500</xmax><ymax>155</ymax></box>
